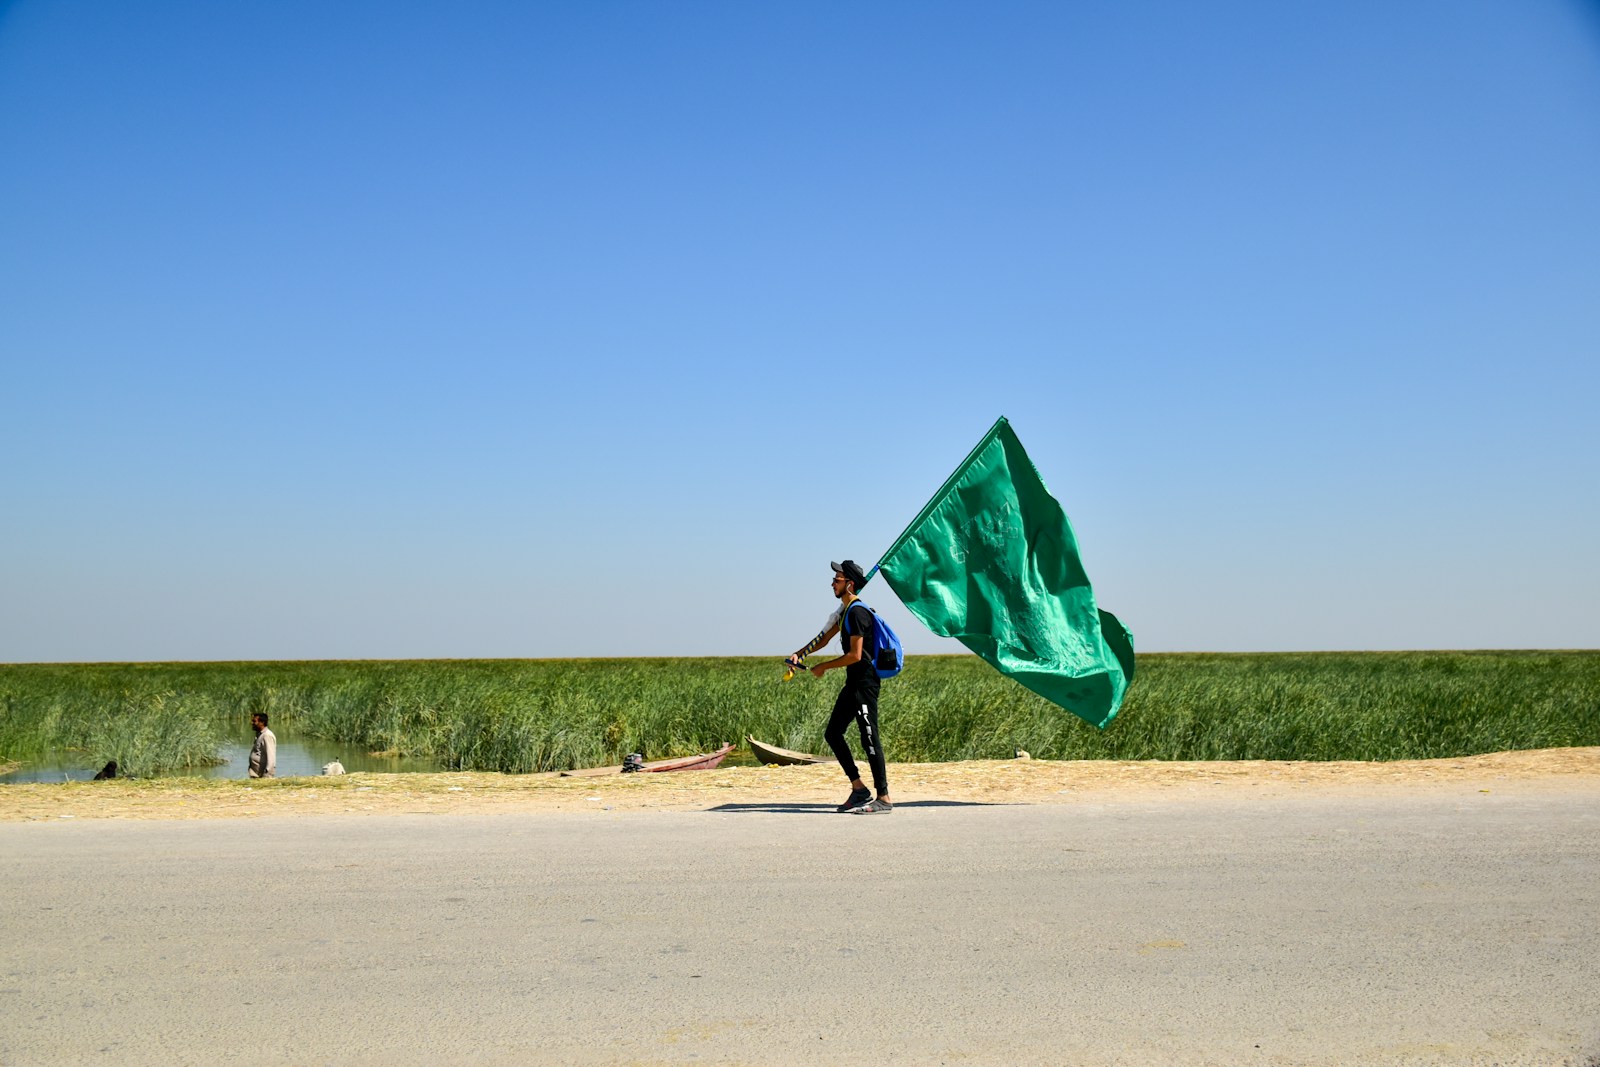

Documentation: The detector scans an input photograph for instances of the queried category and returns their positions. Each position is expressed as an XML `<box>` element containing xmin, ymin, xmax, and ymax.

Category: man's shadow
<box><xmin>705</xmin><ymin>800</ymin><xmax>1015</xmax><ymax>815</ymax></box>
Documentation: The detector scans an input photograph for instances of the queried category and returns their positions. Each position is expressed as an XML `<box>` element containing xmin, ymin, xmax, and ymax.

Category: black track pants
<box><xmin>825</xmin><ymin>676</ymin><xmax>886</xmax><ymax>797</ymax></box>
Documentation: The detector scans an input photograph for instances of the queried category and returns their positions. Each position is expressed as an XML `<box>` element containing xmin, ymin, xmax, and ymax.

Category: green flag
<box><xmin>874</xmin><ymin>417</ymin><xmax>1134</xmax><ymax>729</ymax></box>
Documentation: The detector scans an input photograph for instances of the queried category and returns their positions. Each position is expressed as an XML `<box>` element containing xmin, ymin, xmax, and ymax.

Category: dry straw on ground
<box><xmin>3</xmin><ymin>748</ymin><xmax>1597</xmax><ymax>822</ymax></box>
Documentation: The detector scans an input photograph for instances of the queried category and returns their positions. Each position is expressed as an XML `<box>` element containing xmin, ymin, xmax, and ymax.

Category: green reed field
<box><xmin>2</xmin><ymin>652</ymin><xmax>1597</xmax><ymax>777</ymax></box>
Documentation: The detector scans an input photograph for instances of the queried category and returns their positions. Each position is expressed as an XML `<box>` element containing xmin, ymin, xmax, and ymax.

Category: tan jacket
<box><xmin>248</xmin><ymin>728</ymin><xmax>276</xmax><ymax>778</ymax></box>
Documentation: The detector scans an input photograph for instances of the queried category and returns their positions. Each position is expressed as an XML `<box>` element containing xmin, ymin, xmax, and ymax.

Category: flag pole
<box><xmin>865</xmin><ymin>416</ymin><xmax>1009</xmax><ymax>586</ymax></box>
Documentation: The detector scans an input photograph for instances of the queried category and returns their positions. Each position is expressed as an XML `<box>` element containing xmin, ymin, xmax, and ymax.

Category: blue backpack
<box><xmin>841</xmin><ymin>601</ymin><xmax>905</xmax><ymax>680</ymax></box>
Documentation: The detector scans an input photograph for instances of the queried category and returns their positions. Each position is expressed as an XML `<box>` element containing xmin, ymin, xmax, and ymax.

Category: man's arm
<box><xmin>264</xmin><ymin>732</ymin><xmax>276</xmax><ymax>778</ymax></box>
<box><xmin>810</xmin><ymin>603</ymin><xmax>871</xmax><ymax>677</ymax></box>
<box><xmin>809</xmin><ymin>633</ymin><xmax>864</xmax><ymax>678</ymax></box>
<box><xmin>788</xmin><ymin>613</ymin><xmax>843</xmax><ymax>665</ymax></box>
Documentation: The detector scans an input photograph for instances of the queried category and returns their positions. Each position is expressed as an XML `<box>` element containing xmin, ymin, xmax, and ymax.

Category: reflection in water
<box><xmin>0</xmin><ymin>723</ymin><xmax>441</xmax><ymax>783</ymax></box>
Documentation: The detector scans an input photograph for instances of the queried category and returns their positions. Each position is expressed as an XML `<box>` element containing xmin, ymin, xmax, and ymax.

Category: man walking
<box><xmin>787</xmin><ymin>560</ymin><xmax>893</xmax><ymax>814</ymax></box>
<box><xmin>248</xmin><ymin>712</ymin><xmax>276</xmax><ymax>779</ymax></box>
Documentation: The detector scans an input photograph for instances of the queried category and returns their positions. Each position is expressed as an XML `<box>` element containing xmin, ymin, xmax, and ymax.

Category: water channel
<box><xmin>1</xmin><ymin>729</ymin><xmax>766</xmax><ymax>783</ymax></box>
<box><xmin>0</xmin><ymin>721</ymin><xmax>442</xmax><ymax>783</ymax></box>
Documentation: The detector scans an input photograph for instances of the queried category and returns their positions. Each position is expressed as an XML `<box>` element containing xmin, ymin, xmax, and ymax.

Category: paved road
<box><xmin>3</xmin><ymin>792</ymin><xmax>1597</xmax><ymax>1066</ymax></box>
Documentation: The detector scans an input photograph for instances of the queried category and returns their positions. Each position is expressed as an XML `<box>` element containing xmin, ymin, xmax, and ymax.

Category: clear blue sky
<box><xmin>3</xmin><ymin>0</ymin><xmax>1597</xmax><ymax>661</ymax></box>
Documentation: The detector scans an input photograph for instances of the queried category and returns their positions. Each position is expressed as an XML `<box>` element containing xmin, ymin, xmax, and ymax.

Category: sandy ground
<box><xmin>3</xmin><ymin>746</ymin><xmax>1597</xmax><ymax>821</ymax></box>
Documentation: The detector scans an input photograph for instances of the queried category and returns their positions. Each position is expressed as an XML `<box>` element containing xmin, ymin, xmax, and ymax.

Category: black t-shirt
<box><xmin>839</xmin><ymin>603</ymin><xmax>879</xmax><ymax>685</ymax></box>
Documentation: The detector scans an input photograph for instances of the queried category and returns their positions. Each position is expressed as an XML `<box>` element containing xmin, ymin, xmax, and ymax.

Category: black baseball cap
<box><xmin>830</xmin><ymin>560</ymin><xmax>868</xmax><ymax>589</ymax></box>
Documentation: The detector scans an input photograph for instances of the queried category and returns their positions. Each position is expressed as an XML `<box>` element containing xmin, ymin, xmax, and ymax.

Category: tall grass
<box><xmin>0</xmin><ymin>681</ymin><xmax>225</xmax><ymax>778</ymax></box>
<box><xmin>2</xmin><ymin>651</ymin><xmax>1596</xmax><ymax>775</ymax></box>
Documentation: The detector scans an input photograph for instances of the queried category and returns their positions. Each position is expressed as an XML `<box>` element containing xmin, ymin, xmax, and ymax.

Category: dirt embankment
<box><xmin>3</xmin><ymin>747</ymin><xmax>1597</xmax><ymax>822</ymax></box>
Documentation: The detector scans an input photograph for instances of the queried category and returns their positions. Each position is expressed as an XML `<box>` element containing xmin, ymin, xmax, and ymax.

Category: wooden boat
<box><xmin>746</xmin><ymin>735</ymin><xmax>827</xmax><ymax>767</ymax></box>
<box><xmin>560</xmin><ymin>742</ymin><xmax>734</xmax><ymax>777</ymax></box>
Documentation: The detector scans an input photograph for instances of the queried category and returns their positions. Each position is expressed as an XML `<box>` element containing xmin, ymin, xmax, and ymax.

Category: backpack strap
<box><xmin>840</xmin><ymin>601</ymin><xmax>874</xmax><ymax>635</ymax></box>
